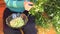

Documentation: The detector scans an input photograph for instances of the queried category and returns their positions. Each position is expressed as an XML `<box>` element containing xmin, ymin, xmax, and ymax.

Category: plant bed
<box><xmin>29</xmin><ymin>0</ymin><xmax>60</xmax><ymax>34</ymax></box>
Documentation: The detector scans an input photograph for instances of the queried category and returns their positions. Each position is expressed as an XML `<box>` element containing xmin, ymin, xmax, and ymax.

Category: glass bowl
<box><xmin>6</xmin><ymin>13</ymin><xmax>28</xmax><ymax>29</ymax></box>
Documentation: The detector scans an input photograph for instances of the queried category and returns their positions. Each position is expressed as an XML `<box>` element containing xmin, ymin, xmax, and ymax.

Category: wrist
<box><xmin>23</xmin><ymin>10</ymin><xmax>29</xmax><ymax>16</ymax></box>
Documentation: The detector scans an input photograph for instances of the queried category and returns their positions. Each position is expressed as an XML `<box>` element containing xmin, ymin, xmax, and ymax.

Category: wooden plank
<box><xmin>0</xmin><ymin>0</ymin><xmax>6</xmax><ymax>33</ymax></box>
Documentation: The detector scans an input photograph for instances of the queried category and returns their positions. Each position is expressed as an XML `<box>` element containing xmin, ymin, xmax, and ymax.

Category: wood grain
<box><xmin>0</xmin><ymin>0</ymin><xmax>6</xmax><ymax>34</ymax></box>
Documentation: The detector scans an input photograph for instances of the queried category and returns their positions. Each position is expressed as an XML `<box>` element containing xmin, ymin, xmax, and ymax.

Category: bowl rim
<box><xmin>6</xmin><ymin>13</ymin><xmax>28</xmax><ymax>29</ymax></box>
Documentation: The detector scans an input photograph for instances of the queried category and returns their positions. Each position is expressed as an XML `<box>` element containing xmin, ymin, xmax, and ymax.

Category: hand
<box><xmin>24</xmin><ymin>2</ymin><xmax>33</xmax><ymax>11</ymax></box>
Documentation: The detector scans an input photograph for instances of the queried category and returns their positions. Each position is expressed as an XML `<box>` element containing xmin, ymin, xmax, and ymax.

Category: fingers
<box><xmin>24</xmin><ymin>2</ymin><xmax>33</xmax><ymax>11</ymax></box>
<box><xmin>28</xmin><ymin>2</ymin><xmax>33</xmax><ymax>6</ymax></box>
<box><xmin>28</xmin><ymin>2</ymin><xmax>33</xmax><ymax>4</ymax></box>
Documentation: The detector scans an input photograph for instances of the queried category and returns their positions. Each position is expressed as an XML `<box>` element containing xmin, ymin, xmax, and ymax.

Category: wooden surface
<box><xmin>0</xmin><ymin>7</ymin><xmax>6</xmax><ymax>34</ymax></box>
<box><xmin>0</xmin><ymin>0</ymin><xmax>6</xmax><ymax>34</ymax></box>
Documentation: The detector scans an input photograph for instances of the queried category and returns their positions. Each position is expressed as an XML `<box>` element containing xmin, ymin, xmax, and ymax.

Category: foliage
<box><xmin>29</xmin><ymin>0</ymin><xmax>60</xmax><ymax>33</ymax></box>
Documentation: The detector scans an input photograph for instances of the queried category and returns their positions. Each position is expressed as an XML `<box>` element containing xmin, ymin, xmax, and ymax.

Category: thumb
<box><xmin>28</xmin><ymin>2</ymin><xmax>33</xmax><ymax>6</ymax></box>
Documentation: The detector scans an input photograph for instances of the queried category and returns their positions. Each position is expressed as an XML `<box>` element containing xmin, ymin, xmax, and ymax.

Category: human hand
<box><xmin>24</xmin><ymin>1</ymin><xmax>33</xmax><ymax>11</ymax></box>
